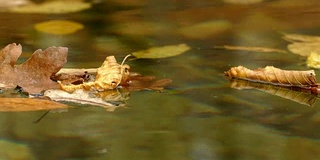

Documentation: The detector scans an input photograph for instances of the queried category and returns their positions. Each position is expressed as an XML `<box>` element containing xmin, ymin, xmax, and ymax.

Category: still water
<box><xmin>1</xmin><ymin>0</ymin><xmax>320</xmax><ymax>159</ymax></box>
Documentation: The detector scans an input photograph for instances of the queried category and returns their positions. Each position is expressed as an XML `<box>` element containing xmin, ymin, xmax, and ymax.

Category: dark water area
<box><xmin>1</xmin><ymin>0</ymin><xmax>320</xmax><ymax>159</ymax></box>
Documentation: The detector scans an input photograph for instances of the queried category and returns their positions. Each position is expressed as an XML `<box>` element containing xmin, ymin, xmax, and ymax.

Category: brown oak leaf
<box><xmin>0</xmin><ymin>43</ymin><xmax>68</xmax><ymax>93</ymax></box>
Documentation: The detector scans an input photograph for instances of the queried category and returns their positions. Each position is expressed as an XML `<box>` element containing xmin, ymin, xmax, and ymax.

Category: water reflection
<box><xmin>1</xmin><ymin>0</ymin><xmax>320</xmax><ymax>159</ymax></box>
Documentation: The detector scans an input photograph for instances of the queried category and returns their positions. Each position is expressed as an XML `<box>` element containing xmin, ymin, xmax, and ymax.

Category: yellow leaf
<box><xmin>132</xmin><ymin>43</ymin><xmax>191</xmax><ymax>59</ymax></box>
<box><xmin>34</xmin><ymin>20</ymin><xmax>84</xmax><ymax>35</ymax></box>
<box><xmin>307</xmin><ymin>52</ymin><xmax>320</xmax><ymax>69</ymax></box>
<box><xmin>10</xmin><ymin>1</ymin><xmax>91</xmax><ymax>14</ymax></box>
<box><xmin>283</xmin><ymin>33</ymin><xmax>320</xmax><ymax>56</ymax></box>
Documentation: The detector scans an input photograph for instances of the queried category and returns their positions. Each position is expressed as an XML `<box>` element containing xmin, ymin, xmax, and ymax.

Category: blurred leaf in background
<box><xmin>132</xmin><ymin>43</ymin><xmax>191</xmax><ymax>59</ymax></box>
<box><xmin>10</xmin><ymin>0</ymin><xmax>91</xmax><ymax>14</ymax></box>
<box><xmin>34</xmin><ymin>20</ymin><xmax>84</xmax><ymax>35</ymax></box>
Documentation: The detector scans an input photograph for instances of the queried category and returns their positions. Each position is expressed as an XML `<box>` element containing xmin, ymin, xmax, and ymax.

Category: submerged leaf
<box><xmin>225</xmin><ymin>66</ymin><xmax>317</xmax><ymax>87</ymax></box>
<box><xmin>178</xmin><ymin>20</ymin><xmax>232</xmax><ymax>39</ymax></box>
<box><xmin>35</xmin><ymin>20</ymin><xmax>84</xmax><ymax>35</ymax></box>
<box><xmin>132</xmin><ymin>43</ymin><xmax>190</xmax><ymax>59</ymax></box>
<box><xmin>0</xmin><ymin>98</ymin><xmax>69</xmax><ymax>112</ymax></box>
<box><xmin>44</xmin><ymin>89</ymin><xmax>128</xmax><ymax>111</ymax></box>
<box><xmin>215</xmin><ymin>45</ymin><xmax>287</xmax><ymax>54</ymax></box>
<box><xmin>10</xmin><ymin>1</ymin><xmax>91</xmax><ymax>14</ymax></box>
<box><xmin>307</xmin><ymin>52</ymin><xmax>320</xmax><ymax>69</ymax></box>
<box><xmin>0</xmin><ymin>139</ymin><xmax>35</xmax><ymax>159</ymax></box>
<box><xmin>224</xmin><ymin>0</ymin><xmax>263</xmax><ymax>4</ymax></box>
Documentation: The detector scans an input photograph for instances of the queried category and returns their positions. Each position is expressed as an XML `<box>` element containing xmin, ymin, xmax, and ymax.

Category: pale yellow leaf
<box><xmin>132</xmin><ymin>43</ymin><xmax>191</xmax><ymax>59</ymax></box>
<box><xmin>283</xmin><ymin>33</ymin><xmax>320</xmax><ymax>42</ymax></box>
<box><xmin>10</xmin><ymin>1</ymin><xmax>91</xmax><ymax>14</ymax></box>
<box><xmin>307</xmin><ymin>52</ymin><xmax>320</xmax><ymax>69</ymax></box>
<box><xmin>34</xmin><ymin>20</ymin><xmax>84</xmax><ymax>35</ymax></box>
<box><xmin>287</xmin><ymin>42</ymin><xmax>320</xmax><ymax>56</ymax></box>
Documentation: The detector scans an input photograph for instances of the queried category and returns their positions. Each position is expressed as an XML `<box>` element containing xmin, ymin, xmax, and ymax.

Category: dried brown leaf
<box><xmin>225</xmin><ymin>66</ymin><xmax>317</xmax><ymax>87</ymax></box>
<box><xmin>58</xmin><ymin>55</ymin><xmax>130</xmax><ymax>92</ymax></box>
<box><xmin>0</xmin><ymin>43</ymin><xmax>68</xmax><ymax>93</ymax></box>
<box><xmin>0</xmin><ymin>43</ymin><xmax>22</xmax><ymax>66</ymax></box>
<box><xmin>0</xmin><ymin>98</ymin><xmax>69</xmax><ymax>112</ymax></box>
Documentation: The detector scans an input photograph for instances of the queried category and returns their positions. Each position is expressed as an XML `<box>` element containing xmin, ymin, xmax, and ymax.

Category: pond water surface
<box><xmin>1</xmin><ymin>0</ymin><xmax>320</xmax><ymax>160</ymax></box>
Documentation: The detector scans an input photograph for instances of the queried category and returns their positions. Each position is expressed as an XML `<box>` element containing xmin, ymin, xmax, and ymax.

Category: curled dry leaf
<box><xmin>225</xmin><ymin>66</ymin><xmax>317</xmax><ymax>87</ymax></box>
<box><xmin>58</xmin><ymin>55</ymin><xmax>130</xmax><ymax>92</ymax></box>
<box><xmin>132</xmin><ymin>43</ymin><xmax>190</xmax><ymax>59</ymax></box>
<box><xmin>54</xmin><ymin>69</ymin><xmax>172</xmax><ymax>92</ymax></box>
<box><xmin>0</xmin><ymin>43</ymin><xmax>67</xmax><ymax>93</ymax></box>
<box><xmin>229</xmin><ymin>79</ymin><xmax>318</xmax><ymax>107</ymax></box>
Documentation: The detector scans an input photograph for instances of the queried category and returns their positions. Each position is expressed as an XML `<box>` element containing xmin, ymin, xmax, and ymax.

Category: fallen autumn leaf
<box><xmin>132</xmin><ymin>43</ymin><xmax>190</xmax><ymax>59</ymax></box>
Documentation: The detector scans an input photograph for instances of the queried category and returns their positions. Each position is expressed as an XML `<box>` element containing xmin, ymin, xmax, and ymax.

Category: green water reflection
<box><xmin>1</xmin><ymin>0</ymin><xmax>320</xmax><ymax>159</ymax></box>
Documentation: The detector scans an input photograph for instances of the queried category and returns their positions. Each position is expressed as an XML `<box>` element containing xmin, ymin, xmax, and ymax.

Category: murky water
<box><xmin>1</xmin><ymin>0</ymin><xmax>320</xmax><ymax>159</ymax></box>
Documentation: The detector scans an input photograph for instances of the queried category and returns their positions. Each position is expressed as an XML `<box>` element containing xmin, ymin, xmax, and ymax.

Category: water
<box><xmin>1</xmin><ymin>0</ymin><xmax>320</xmax><ymax>159</ymax></box>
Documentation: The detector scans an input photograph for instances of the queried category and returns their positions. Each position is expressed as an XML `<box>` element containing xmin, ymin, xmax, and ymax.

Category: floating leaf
<box><xmin>34</xmin><ymin>20</ymin><xmax>84</xmax><ymax>35</ymax></box>
<box><xmin>287</xmin><ymin>42</ymin><xmax>320</xmax><ymax>56</ymax></box>
<box><xmin>44</xmin><ymin>89</ymin><xmax>128</xmax><ymax>111</ymax></box>
<box><xmin>53</xmin><ymin>69</ymin><xmax>172</xmax><ymax>91</ymax></box>
<box><xmin>307</xmin><ymin>52</ymin><xmax>320</xmax><ymax>69</ymax></box>
<box><xmin>224</xmin><ymin>0</ymin><xmax>263</xmax><ymax>4</ymax></box>
<box><xmin>0</xmin><ymin>139</ymin><xmax>35</xmax><ymax>159</ymax></box>
<box><xmin>215</xmin><ymin>45</ymin><xmax>287</xmax><ymax>54</ymax></box>
<box><xmin>225</xmin><ymin>66</ymin><xmax>317</xmax><ymax>87</ymax></box>
<box><xmin>0</xmin><ymin>98</ymin><xmax>69</xmax><ymax>112</ymax></box>
<box><xmin>132</xmin><ymin>43</ymin><xmax>190</xmax><ymax>59</ymax></box>
<box><xmin>229</xmin><ymin>79</ymin><xmax>318</xmax><ymax>107</ymax></box>
<box><xmin>282</xmin><ymin>33</ymin><xmax>320</xmax><ymax>42</ymax></box>
<box><xmin>0</xmin><ymin>43</ymin><xmax>68</xmax><ymax>93</ymax></box>
<box><xmin>283</xmin><ymin>33</ymin><xmax>320</xmax><ymax>56</ymax></box>
<box><xmin>58</xmin><ymin>55</ymin><xmax>131</xmax><ymax>92</ymax></box>
<box><xmin>10</xmin><ymin>1</ymin><xmax>91</xmax><ymax>14</ymax></box>
<box><xmin>178</xmin><ymin>20</ymin><xmax>232</xmax><ymax>39</ymax></box>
